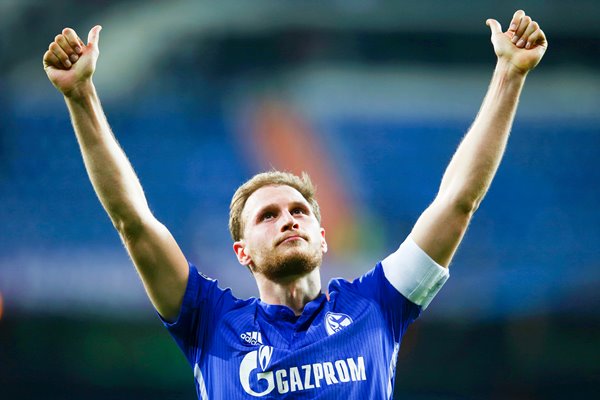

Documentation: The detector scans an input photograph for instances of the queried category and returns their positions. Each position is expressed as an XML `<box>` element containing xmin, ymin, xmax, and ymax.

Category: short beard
<box><xmin>253</xmin><ymin>246</ymin><xmax>322</xmax><ymax>281</ymax></box>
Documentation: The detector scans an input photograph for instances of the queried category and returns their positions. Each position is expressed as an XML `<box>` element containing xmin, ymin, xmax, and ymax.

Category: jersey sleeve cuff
<box><xmin>381</xmin><ymin>236</ymin><xmax>449</xmax><ymax>309</ymax></box>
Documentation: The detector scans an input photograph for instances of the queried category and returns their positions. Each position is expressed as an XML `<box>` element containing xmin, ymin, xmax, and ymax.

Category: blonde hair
<box><xmin>229</xmin><ymin>171</ymin><xmax>321</xmax><ymax>241</ymax></box>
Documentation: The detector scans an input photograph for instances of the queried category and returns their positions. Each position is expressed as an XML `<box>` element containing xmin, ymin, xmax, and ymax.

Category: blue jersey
<box><xmin>162</xmin><ymin>237</ymin><xmax>448</xmax><ymax>399</ymax></box>
<box><xmin>165</xmin><ymin>236</ymin><xmax>449</xmax><ymax>400</ymax></box>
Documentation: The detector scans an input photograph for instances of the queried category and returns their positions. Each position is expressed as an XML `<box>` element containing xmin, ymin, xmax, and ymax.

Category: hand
<box><xmin>486</xmin><ymin>10</ymin><xmax>547</xmax><ymax>74</ymax></box>
<box><xmin>43</xmin><ymin>26</ymin><xmax>102</xmax><ymax>97</ymax></box>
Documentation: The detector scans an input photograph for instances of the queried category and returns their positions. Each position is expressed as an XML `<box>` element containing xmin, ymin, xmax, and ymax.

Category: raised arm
<box><xmin>43</xmin><ymin>26</ymin><xmax>189</xmax><ymax>320</ymax></box>
<box><xmin>411</xmin><ymin>10</ymin><xmax>548</xmax><ymax>267</ymax></box>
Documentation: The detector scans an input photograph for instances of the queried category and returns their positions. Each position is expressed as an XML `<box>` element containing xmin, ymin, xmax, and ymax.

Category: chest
<box><xmin>196</xmin><ymin>294</ymin><xmax>395</xmax><ymax>398</ymax></box>
<box><xmin>221</xmin><ymin>292</ymin><xmax>388</xmax><ymax>351</ymax></box>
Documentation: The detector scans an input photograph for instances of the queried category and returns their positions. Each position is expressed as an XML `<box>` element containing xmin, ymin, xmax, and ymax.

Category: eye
<box><xmin>261</xmin><ymin>211</ymin><xmax>275</xmax><ymax>221</ymax></box>
<box><xmin>292</xmin><ymin>207</ymin><xmax>306</xmax><ymax>215</ymax></box>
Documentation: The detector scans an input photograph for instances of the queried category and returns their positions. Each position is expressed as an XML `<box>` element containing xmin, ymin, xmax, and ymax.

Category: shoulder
<box><xmin>327</xmin><ymin>262</ymin><xmax>387</xmax><ymax>294</ymax></box>
<box><xmin>183</xmin><ymin>264</ymin><xmax>252</xmax><ymax>312</ymax></box>
<box><xmin>327</xmin><ymin>263</ymin><xmax>404</xmax><ymax>309</ymax></box>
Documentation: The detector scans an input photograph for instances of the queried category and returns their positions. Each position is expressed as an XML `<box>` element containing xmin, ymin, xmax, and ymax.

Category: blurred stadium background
<box><xmin>1</xmin><ymin>0</ymin><xmax>599</xmax><ymax>398</ymax></box>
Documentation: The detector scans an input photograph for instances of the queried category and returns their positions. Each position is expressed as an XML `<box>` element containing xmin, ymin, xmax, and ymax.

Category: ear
<box><xmin>320</xmin><ymin>228</ymin><xmax>328</xmax><ymax>254</ymax></box>
<box><xmin>233</xmin><ymin>240</ymin><xmax>252</xmax><ymax>266</ymax></box>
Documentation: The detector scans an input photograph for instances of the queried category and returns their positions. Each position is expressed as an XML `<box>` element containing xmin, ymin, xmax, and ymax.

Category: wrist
<box><xmin>63</xmin><ymin>80</ymin><xmax>96</xmax><ymax>102</ymax></box>
<box><xmin>495</xmin><ymin>58</ymin><xmax>528</xmax><ymax>81</ymax></box>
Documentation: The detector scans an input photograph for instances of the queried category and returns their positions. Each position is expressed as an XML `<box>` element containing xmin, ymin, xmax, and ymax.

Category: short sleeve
<box><xmin>344</xmin><ymin>263</ymin><xmax>422</xmax><ymax>343</ymax></box>
<box><xmin>342</xmin><ymin>236</ymin><xmax>449</xmax><ymax>343</ymax></box>
<box><xmin>381</xmin><ymin>236</ymin><xmax>449</xmax><ymax>309</ymax></box>
<box><xmin>160</xmin><ymin>263</ymin><xmax>238</xmax><ymax>366</ymax></box>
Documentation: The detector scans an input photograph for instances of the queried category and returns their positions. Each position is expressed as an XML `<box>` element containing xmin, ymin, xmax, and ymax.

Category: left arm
<box><xmin>411</xmin><ymin>10</ymin><xmax>548</xmax><ymax>267</ymax></box>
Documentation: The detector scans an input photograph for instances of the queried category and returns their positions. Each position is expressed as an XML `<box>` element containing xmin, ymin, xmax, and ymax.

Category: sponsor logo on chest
<box><xmin>239</xmin><ymin>345</ymin><xmax>367</xmax><ymax>396</ymax></box>
<box><xmin>237</xmin><ymin>311</ymin><xmax>362</xmax><ymax>396</ymax></box>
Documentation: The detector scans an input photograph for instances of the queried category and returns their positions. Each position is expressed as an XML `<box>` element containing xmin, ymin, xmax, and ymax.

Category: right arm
<box><xmin>43</xmin><ymin>26</ymin><xmax>188</xmax><ymax>321</ymax></box>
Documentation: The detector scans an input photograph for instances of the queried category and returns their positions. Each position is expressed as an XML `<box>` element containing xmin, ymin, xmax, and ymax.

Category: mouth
<box><xmin>277</xmin><ymin>234</ymin><xmax>307</xmax><ymax>245</ymax></box>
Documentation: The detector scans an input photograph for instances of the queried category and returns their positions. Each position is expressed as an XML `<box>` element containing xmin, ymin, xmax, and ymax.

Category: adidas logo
<box><xmin>240</xmin><ymin>331</ymin><xmax>263</xmax><ymax>345</ymax></box>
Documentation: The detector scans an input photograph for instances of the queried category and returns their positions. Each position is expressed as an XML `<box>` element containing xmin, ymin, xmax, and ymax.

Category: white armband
<box><xmin>381</xmin><ymin>236</ymin><xmax>449</xmax><ymax>309</ymax></box>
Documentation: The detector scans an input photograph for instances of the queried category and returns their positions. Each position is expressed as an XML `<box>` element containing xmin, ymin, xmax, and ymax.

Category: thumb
<box><xmin>87</xmin><ymin>25</ymin><xmax>102</xmax><ymax>48</ymax></box>
<box><xmin>486</xmin><ymin>19</ymin><xmax>502</xmax><ymax>36</ymax></box>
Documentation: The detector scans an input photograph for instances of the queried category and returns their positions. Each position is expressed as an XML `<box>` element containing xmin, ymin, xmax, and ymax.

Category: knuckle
<box><xmin>62</xmin><ymin>27</ymin><xmax>74</xmax><ymax>36</ymax></box>
<box><xmin>54</xmin><ymin>34</ymin><xmax>63</xmax><ymax>42</ymax></box>
<box><xmin>536</xmin><ymin>31</ymin><xmax>546</xmax><ymax>41</ymax></box>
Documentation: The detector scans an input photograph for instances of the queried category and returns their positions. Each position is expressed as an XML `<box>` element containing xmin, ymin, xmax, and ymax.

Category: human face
<box><xmin>233</xmin><ymin>185</ymin><xmax>327</xmax><ymax>280</ymax></box>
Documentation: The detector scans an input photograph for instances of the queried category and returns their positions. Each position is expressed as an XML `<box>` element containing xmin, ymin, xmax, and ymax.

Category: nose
<box><xmin>280</xmin><ymin>210</ymin><xmax>299</xmax><ymax>232</ymax></box>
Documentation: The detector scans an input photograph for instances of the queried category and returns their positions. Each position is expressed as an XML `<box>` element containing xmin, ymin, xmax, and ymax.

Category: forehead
<box><xmin>243</xmin><ymin>185</ymin><xmax>308</xmax><ymax>218</ymax></box>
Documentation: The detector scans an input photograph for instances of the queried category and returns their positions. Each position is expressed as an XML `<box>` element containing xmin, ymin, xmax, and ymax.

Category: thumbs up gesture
<box><xmin>486</xmin><ymin>10</ymin><xmax>548</xmax><ymax>74</ymax></box>
<box><xmin>43</xmin><ymin>25</ymin><xmax>103</xmax><ymax>97</ymax></box>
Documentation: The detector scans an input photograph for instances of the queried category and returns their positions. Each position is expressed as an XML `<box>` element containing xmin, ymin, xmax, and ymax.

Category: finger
<box><xmin>486</xmin><ymin>19</ymin><xmax>502</xmax><ymax>36</ymax></box>
<box><xmin>518</xmin><ymin>21</ymin><xmax>539</xmax><ymax>49</ymax></box>
<box><xmin>526</xmin><ymin>29</ymin><xmax>547</xmax><ymax>49</ymax></box>
<box><xmin>508</xmin><ymin>10</ymin><xmax>525</xmax><ymax>34</ymax></box>
<box><xmin>49</xmin><ymin>41</ymin><xmax>71</xmax><ymax>68</ymax></box>
<box><xmin>43</xmin><ymin>50</ymin><xmax>61</xmax><ymax>69</ymax></box>
<box><xmin>513</xmin><ymin>14</ymin><xmax>531</xmax><ymax>44</ymax></box>
<box><xmin>62</xmin><ymin>28</ymin><xmax>84</xmax><ymax>55</ymax></box>
<box><xmin>87</xmin><ymin>25</ymin><xmax>102</xmax><ymax>48</ymax></box>
<box><xmin>55</xmin><ymin>34</ymin><xmax>79</xmax><ymax>64</ymax></box>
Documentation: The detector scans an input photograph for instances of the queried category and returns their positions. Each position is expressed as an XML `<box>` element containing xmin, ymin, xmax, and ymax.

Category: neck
<box><xmin>254</xmin><ymin>268</ymin><xmax>322</xmax><ymax>316</ymax></box>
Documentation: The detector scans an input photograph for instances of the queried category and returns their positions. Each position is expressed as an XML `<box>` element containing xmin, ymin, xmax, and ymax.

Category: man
<box><xmin>43</xmin><ymin>10</ymin><xmax>547</xmax><ymax>399</ymax></box>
